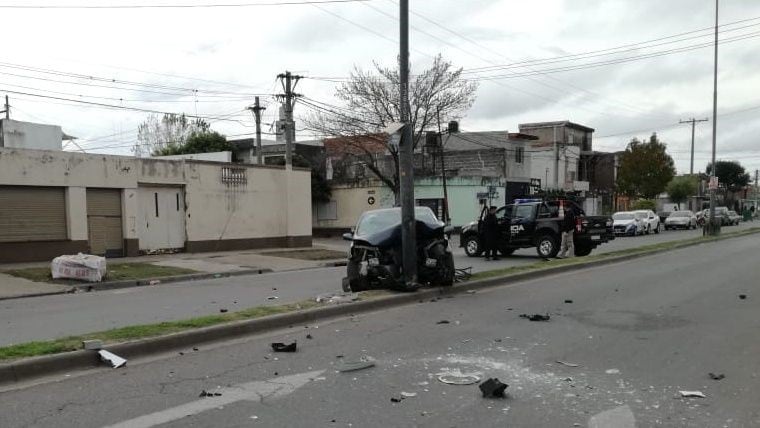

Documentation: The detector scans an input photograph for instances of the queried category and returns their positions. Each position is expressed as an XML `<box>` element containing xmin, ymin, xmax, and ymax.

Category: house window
<box><xmin>221</xmin><ymin>167</ymin><xmax>247</xmax><ymax>184</ymax></box>
<box><xmin>317</xmin><ymin>201</ymin><xmax>338</xmax><ymax>221</ymax></box>
<box><xmin>515</xmin><ymin>147</ymin><xmax>524</xmax><ymax>164</ymax></box>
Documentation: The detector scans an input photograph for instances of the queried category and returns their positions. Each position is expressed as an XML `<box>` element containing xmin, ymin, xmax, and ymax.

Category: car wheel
<box><xmin>646</xmin><ymin>225</ymin><xmax>651</xmax><ymax>235</ymax></box>
<box><xmin>463</xmin><ymin>235</ymin><xmax>482</xmax><ymax>257</ymax></box>
<box><xmin>536</xmin><ymin>234</ymin><xmax>560</xmax><ymax>258</ymax></box>
<box><xmin>436</xmin><ymin>253</ymin><xmax>455</xmax><ymax>287</ymax></box>
<box><xmin>575</xmin><ymin>242</ymin><xmax>592</xmax><ymax>257</ymax></box>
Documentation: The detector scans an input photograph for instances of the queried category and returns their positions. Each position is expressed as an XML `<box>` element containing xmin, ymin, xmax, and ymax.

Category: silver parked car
<box><xmin>727</xmin><ymin>210</ymin><xmax>742</xmax><ymax>225</ymax></box>
<box><xmin>664</xmin><ymin>210</ymin><xmax>697</xmax><ymax>230</ymax></box>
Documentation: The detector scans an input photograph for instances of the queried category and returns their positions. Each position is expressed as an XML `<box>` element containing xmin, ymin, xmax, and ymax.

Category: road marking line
<box><xmin>103</xmin><ymin>370</ymin><xmax>324</xmax><ymax>428</ymax></box>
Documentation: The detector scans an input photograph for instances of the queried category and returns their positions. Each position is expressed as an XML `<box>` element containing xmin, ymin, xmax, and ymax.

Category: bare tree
<box><xmin>303</xmin><ymin>55</ymin><xmax>478</xmax><ymax>199</ymax></box>
<box><xmin>133</xmin><ymin>113</ymin><xmax>210</xmax><ymax>157</ymax></box>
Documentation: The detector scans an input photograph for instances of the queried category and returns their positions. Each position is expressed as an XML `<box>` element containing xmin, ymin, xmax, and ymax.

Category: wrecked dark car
<box><xmin>341</xmin><ymin>207</ymin><xmax>455</xmax><ymax>292</ymax></box>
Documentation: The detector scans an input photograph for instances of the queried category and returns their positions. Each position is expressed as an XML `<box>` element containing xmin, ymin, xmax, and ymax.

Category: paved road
<box><xmin>2</xmin><ymin>232</ymin><xmax>758</xmax><ymax>427</ymax></box>
<box><xmin>0</xmin><ymin>222</ymin><xmax>755</xmax><ymax>346</ymax></box>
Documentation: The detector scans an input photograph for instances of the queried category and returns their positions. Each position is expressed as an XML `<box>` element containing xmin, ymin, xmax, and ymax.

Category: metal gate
<box><xmin>87</xmin><ymin>189</ymin><xmax>124</xmax><ymax>257</ymax></box>
<box><xmin>0</xmin><ymin>186</ymin><xmax>67</xmax><ymax>242</ymax></box>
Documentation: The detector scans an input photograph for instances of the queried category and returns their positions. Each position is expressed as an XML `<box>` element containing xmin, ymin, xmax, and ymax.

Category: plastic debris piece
<box><xmin>519</xmin><ymin>313</ymin><xmax>550</xmax><ymax>322</ymax></box>
<box><xmin>219</xmin><ymin>309</ymin><xmax>228</xmax><ymax>313</ymax></box>
<box><xmin>479</xmin><ymin>378</ymin><xmax>508</xmax><ymax>398</ymax></box>
<box><xmin>400</xmin><ymin>392</ymin><xmax>417</xmax><ymax>398</ymax></box>
<box><xmin>337</xmin><ymin>357</ymin><xmax>375</xmax><ymax>372</ymax></box>
<box><xmin>739</xmin><ymin>294</ymin><xmax>747</xmax><ymax>300</ymax></box>
<box><xmin>466</xmin><ymin>290</ymin><xmax>477</xmax><ymax>294</ymax></box>
<box><xmin>306</xmin><ymin>334</ymin><xmax>313</xmax><ymax>339</ymax></box>
<box><xmin>267</xmin><ymin>296</ymin><xmax>279</xmax><ymax>300</ymax></box>
<box><xmin>390</xmin><ymin>397</ymin><xmax>403</xmax><ymax>403</ymax></box>
<box><xmin>605</xmin><ymin>369</ymin><xmax>620</xmax><ymax>374</ymax></box>
<box><xmin>708</xmin><ymin>372</ymin><xmax>725</xmax><ymax>380</ymax></box>
<box><xmin>437</xmin><ymin>372</ymin><xmax>481</xmax><ymax>385</ymax></box>
<box><xmin>436</xmin><ymin>320</ymin><xmax>450</xmax><ymax>324</ymax></box>
<box><xmin>193</xmin><ymin>347</ymin><xmax>199</xmax><ymax>351</ymax></box>
<box><xmin>149</xmin><ymin>280</ymin><xmax>161</xmax><ymax>285</ymax></box>
<box><xmin>98</xmin><ymin>350</ymin><xmax>127</xmax><ymax>368</ymax></box>
<box><xmin>564</xmin><ymin>299</ymin><xmax>573</xmax><ymax>304</ymax></box>
<box><xmin>271</xmin><ymin>342</ymin><xmax>297</xmax><ymax>353</ymax></box>
<box><xmin>199</xmin><ymin>390</ymin><xmax>223</xmax><ymax>398</ymax></box>
<box><xmin>680</xmin><ymin>390</ymin><xmax>706</xmax><ymax>398</ymax></box>
<box><xmin>556</xmin><ymin>361</ymin><xmax>580</xmax><ymax>367</ymax></box>
<box><xmin>315</xmin><ymin>292</ymin><xmax>360</xmax><ymax>305</ymax></box>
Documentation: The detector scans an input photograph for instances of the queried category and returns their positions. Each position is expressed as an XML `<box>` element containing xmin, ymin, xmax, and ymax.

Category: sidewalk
<box><xmin>0</xmin><ymin>243</ymin><xmax>347</xmax><ymax>300</ymax></box>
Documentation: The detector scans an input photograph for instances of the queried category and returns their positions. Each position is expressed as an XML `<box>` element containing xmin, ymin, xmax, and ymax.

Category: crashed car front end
<box><xmin>343</xmin><ymin>242</ymin><xmax>400</xmax><ymax>292</ymax></box>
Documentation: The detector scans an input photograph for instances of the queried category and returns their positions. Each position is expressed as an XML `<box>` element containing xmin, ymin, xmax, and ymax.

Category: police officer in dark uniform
<box><xmin>482</xmin><ymin>205</ymin><xmax>500</xmax><ymax>261</ymax></box>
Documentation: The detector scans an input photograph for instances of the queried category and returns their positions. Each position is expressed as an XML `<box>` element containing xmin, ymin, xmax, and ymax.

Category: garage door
<box><xmin>0</xmin><ymin>186</ymin><xmax>67</xmax><ymax>242</ymax></box>
<box><xmin>87</xmin><ymin>189</ymin><xmax>123</xmax><ymax>257</ymax></box>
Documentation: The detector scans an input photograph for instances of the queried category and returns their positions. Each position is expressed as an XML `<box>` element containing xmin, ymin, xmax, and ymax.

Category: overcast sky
<box><xmin>2</xmin><ymin>0</ymin><xmax>759</xmax><ymax>176</ymax></box>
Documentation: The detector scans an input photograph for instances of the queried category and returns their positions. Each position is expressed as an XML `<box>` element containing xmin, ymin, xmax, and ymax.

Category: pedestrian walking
<box><xmin>558</xmin><ymin>204</ymin><xmax>576</xmax><ymax>258</ymax></box>
<box><xmin>482</xmin><ymin>206</ymin><xmax>500</xmax><ymax>261</ymax></box>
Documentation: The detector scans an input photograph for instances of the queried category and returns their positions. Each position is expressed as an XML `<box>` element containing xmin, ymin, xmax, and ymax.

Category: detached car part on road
<box><xmin>342</xmin><ymin>207</ymin><xmax>455</xmax><ymax>292</ymax></box>
<box><xmin>460</xmin><ymin>199</ymin><xmax>615</xmax><ymax>259</ymax></box>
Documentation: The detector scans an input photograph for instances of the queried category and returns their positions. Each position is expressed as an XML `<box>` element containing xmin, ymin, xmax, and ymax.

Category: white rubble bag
<box><xmin>51</xmin><ymin>253</ymin><xmax>108</xmax><ymax>282</ymax></box>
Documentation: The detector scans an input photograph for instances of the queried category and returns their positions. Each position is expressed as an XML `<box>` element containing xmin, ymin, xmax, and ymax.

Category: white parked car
<box><xmin>634</xmin><ymin>210</ymin><xmax>660</xmax><ymax>234</ymax></box>
<box><xmin>664</xmin><ymin>210</ymin><xmax>697</xmax><ymax>230</ymax></box>
<box><xmin>612</xmin><ymin>211</ymin><xmax>645</xmax><ymax>236</ymax></box>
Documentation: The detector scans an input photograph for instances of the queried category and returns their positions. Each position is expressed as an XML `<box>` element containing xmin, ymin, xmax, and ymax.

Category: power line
<box><xmin>0</xmin><ymin>0</ymin><xmax>371</xmax><ymax>9</ymax></box>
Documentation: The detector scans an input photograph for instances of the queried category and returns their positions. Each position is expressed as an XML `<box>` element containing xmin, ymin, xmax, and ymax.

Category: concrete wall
<box><xmin>312</xmin><ymin>182</ymin><xmax>394</xmax><ymax>231</ymax></box>
<box><xmin>529</xmin><ymin>145</ymin><xmax>580</xmax><ymax>190</ymax></box>
<box><xmin>0</xmin><ymin>147</ymin><xmax>312</xmax><ymax>261</ymax></box>
<box><xmin>155</xmin><ymin>151</ymin><xmax>232</xmax><ymax>162</ymax></box>
<box><xmin>0</xmin><ymin>119</ymin><xmax>63</xmax><ymax>151</ymax></box>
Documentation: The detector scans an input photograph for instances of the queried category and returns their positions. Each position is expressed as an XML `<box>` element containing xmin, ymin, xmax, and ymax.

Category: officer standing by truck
<box><xmin>558</xmin><ymin>204</ymin><xmax>576</xmax><ymax>258</ymax></box>
<box><xmin>482</xmin><ymin>206</ymin><xmax>500</xmax><ymax>261</ymax></box>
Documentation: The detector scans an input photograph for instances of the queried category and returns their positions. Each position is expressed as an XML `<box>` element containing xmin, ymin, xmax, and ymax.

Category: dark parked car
<box><xmin>342</xmin><ymin>207</ymin><xmax>454</xmax><ymax>292</ymax></box>
<box><xmin>459</xmin><ymin>199</ymin><xmax>615</xmax><ymax>258</ymax></box>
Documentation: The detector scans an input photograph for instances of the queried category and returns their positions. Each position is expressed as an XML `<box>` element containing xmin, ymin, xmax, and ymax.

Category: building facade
<box><xmin>0</xmin><ymin>147</ymin><xmax>312</xmax><ymax>263</ymax></box>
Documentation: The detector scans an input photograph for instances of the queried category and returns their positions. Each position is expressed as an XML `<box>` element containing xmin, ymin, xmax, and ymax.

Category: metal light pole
<box><xmin>399</xmin><ymin>0</ymin><xmax>417</xmax><ymax>287</ymax></box>
<box><xmin>707</xmin><ymin>0</ymin><xmax>720</xmax><ymax>235</ymax></box>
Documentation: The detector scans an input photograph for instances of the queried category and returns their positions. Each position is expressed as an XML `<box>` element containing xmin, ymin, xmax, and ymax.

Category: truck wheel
<box><xmin>346</xmin><ymin>260</ymin><xmax>368</xmax><ymax>292</ymax></box>
<box><xmin>436</xmin><ymin>253</ymin><xmax>455</xmax><ymax>287</ymax></box>
<box><xmin>574</xmin><ymin>243</ymin><xmax>592</xmax><ymax>257</ymax></box>
<box><xmin>536</xmin><ymin>234</ymin><xmax>560</xmax><ymax>258</ymax></box>
<box><xmin>463</xmin><ymin>235</ymin><xmax>482</xmax><ymax>257</ymax></box>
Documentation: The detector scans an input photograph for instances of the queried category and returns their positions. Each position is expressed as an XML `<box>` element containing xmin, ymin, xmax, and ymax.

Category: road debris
<box><xmin>193</xmin><ymin>347</ymin><xmax>199</xmax><ymax>351</ymax></box>
<box><xmin>315</xmin><ymin>292</ymin><xmax>359</xmax><ymax>304</ymax></box>
<box><xmin>306</xmin><ymin>334</ymin><xmax>313</xmax><ymax>339</ymax></box>
<box><xmin>739</xmin><ymin>294</ymin><xmax>747</xmax><ymax>300</ymax></box>
<box><xmin>219</xmin><ymin>309</ymin><xmax>228</xmax><ymax>313</ymax></box>
<box><xmin>679</xmin><ymin>390</ymin><xmax>706</xmax><ymax>398</ymax></box>
<box><xmin>400</xmin><ymin>392</ymin><xmax>417</xmax><ymax>398</ymax></box>
<box><xmin>149</xmin><ymin>280</ymin><xmax>161</xmax><ymax>285</ymax></box>
<box><xmin>271</xmin><ymin>342</ymin><xmax>297</xmax><ymax>353</ymax></box>
<box><xmin>556</xmin><ymin>361</ymin><xmax>580</xmax><ymax>367</ymax></box>
<box><xmin>436</xmin><ymin>320</ymin><xmax>451</xmax><ymax>324</ymax></box>
<box><xmin>519</xmin><ymin>313</ymin><xmax>551</xmax><ymax>322</ymax></box>
<box><xmin>708</xmin><ymin>372</ymin><xmax>725</xmax><ymax>380</ymax></box>
<box><xmin>479</xmin><ymin>378</ymin><xmax>508</xmax><ymax>398</ymax></box>
<box><xmin>605</xmin><ymin>369</ymin><xmax>620</xmax><ymax>374</ymax></box>
<box><xmin>82</xmin><ymin>339</ymin><xmax>103</xmax><ymax>350</ymax></box>
<box><xmin>390</xmin><ymin>397</ymin><xmax>403</xmax><ymax>403</ymax></box>
<box><xmin>199</xmin><ymin>390</ymin><xmax>223</xmax><ymax>397</ymax></box>
<box><xmin>454</xmin><ymin>267</ymin><xmax>472</xmax><ymax>282</ymax></box>
<box><xmin>337</xmin><ymin>356</ymin><xmax>375</xmax><ymax>372</ymax></box>
<box><xmin>564</xmin><ymin>299</ymin><xmax>573</xmax><ymax>304</ymax></box>
<box><xmin>98</xmin><ymin>350</ymin><xmax>127</xmax><ymax>368</ymax></box>
<box><xmin>267</xmin><ymin>296</ymin><xmax>279</xmax><ymax>300</ymax></box>
<box><xmin>466</xmin><ymin>290</ymin><xmax>477</xmax><ymax>294</ymax></box>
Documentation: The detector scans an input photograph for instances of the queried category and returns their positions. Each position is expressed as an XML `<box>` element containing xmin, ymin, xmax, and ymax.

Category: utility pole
<box><xmin>246</xmin><ymin>96</ymin><xmax>266</xmax><ymax>164</ymax></box>
<box><xmin>277</xmin><ymin>71</ymin><xmax>301</xmax><ymax>168</ymax></box>
<box><xmin>707</xmin><ymin>0</ymin><xmax>720</xmax><ymax>236</ymax></box>
<box><xmin>436</xmin><ymin>108</ymin><xmax>450</xmax><ymax>224</ymax></box>
<box><xmin>679</xmin><ymin>118</ymin><xmax>708</xmax><ymax>175</ymax></box>
<box><xmin>399</xmin><ymin>0</ymin><xmax>417</xmax><ymax>288</ymax></box>
<box><xmin>1</xmin><ymin>95</ymin><xmax>9</xmax><ymax>119</ymax></box>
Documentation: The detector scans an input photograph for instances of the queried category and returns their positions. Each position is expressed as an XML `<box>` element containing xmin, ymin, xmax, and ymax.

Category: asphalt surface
<box><xmin>1</xmin><ymin>232</ymin><xmax>758</xmax><ymax>427</ymax></box>
<box><xmin>0</xmin><ymin>222</ymin><xmax>755</xmax><ymax>346</ymax></box>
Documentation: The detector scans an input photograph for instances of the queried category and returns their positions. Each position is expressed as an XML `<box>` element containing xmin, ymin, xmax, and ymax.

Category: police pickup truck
<box><xmin>459</xmin><ymin>199</ymin><xmax>615</xmax><ymax>258</ymax></box>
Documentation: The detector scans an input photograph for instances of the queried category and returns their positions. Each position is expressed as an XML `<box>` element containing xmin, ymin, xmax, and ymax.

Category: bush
<box><xmin>632</xmin><ymin>199</ymin><xmax>656</xmax><ymax>210</ymax></box>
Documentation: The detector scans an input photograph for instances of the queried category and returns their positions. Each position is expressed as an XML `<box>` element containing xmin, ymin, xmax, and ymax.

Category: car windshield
<box><xmin>670</xmin><ymin>211</ymin><xmax>691</xmax><ymax>217</ymax></box>
<box><xmin>356</xmin><ymin>207</ymin><xmax>438</xmax><ymax>235</ymax></box>
<box><xmin>613</xmin><ymin>213</ymin><xmax>634</xmax><ymax>220</ymax></box>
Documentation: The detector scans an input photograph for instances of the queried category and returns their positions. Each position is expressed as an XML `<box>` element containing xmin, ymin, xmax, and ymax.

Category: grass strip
<box><xmin>0</xmin><ymin>290</ymin><xmax>390</xmax><ymax>362</ymax></box>
<box><xmin>471</xmin><ymin>226</ymin><xmax>760</xmax><ymax>281</ymax></box>
<box><xmin>3</xmin><ymin>263</ymin><xmax>198</xmax><ymax>284</ymax></box>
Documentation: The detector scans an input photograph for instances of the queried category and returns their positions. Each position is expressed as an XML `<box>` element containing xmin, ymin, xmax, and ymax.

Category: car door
<box><xmin>648</xmin><ymin>210</ymin><xmax>658</xmax><ymax>229</ymax></box>
<box><xmin>494</xmin><ymin>205</ymin><xmax>512</xmax><ymax>247</ymax></box>
<box><xmin>510</xmin><ymin>204</ymin><xmax>537</xmax><ymax>245</ymax></box>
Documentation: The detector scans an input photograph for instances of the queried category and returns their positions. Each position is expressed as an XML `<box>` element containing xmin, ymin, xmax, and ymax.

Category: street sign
<box><xmin>709</xmin><ymin>176</ymin><xmax>719</xmax><ymax>190</ymax></box>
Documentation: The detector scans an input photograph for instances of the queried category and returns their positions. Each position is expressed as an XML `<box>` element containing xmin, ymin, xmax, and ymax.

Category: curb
<box><xmin>0</xmin><ymin>269</ymin><xmax>274</xmax><ymax>301</ymax></box>
<box><xmin>1</xmin><ymin>228</ymin><xmax>759</xmax><ymax>386</ymax></box>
